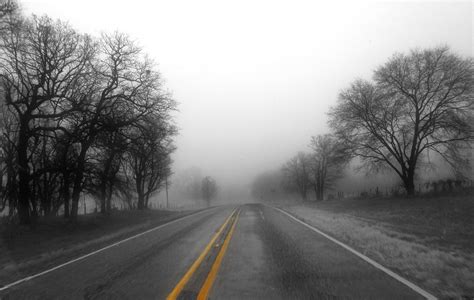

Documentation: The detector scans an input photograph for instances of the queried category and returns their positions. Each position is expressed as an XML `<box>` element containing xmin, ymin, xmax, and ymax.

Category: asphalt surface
<box><xmin>212</xmin><ymin>204</ymin><xmax>423</xmax><ymax>300</ymax></box>
<box><xmin>1</xmin><ymin>204</ymin><xmax>425</xmax><ymax>299</ymax></box>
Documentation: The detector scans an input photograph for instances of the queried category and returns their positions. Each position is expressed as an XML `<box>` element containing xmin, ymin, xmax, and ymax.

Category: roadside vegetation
<box><xmin>0</xmin><ymin>0</ymin><xmax>177</xmax><ymax>225</ymax></box>
<box><xmin>253</xmin><ymin>45</ymin><xmax>473</xmax><ymax>203</ymax></box>
<box><xmin>252</xmin><ymin>41</ymin><xmax>473</xmax><ymax>299</ymax></box>
<box><xmin>0</xmin><ymin>1</ymin><xmax>224</xmax><ymax>279</ymax></box>
<box><xmin>279</xmin><ymin>192</ymin><xmax>474</xmax><ymax>298</ymax></box>
<box><xmin>171</xmin><ymin>167</ymin><xmax>219</xmax><ymax>208</ymax></box>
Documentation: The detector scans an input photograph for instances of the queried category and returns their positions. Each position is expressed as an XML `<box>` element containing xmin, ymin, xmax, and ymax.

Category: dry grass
<box><xmin>282</xmin><ymin>195</ymin><xmax>474</xmax><ymax>299</ymax></box>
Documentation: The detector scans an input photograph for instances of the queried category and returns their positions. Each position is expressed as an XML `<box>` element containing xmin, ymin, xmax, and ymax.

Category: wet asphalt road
<box><xmin>1</xmin><ymin>204</ymin><xmax>424</xmax><ymax>299</ymax></box>
<box><xmin>212</xmin><ymin>204</ymin><xmax>423</xmax><ymax>300</ymax></box>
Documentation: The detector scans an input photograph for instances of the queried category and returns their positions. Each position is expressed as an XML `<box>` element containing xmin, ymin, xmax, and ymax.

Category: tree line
<box><xmin>254</xmin><ymin>46</ymin><xmax>473</xmax><ymax>200</ymax></box>
<box><xmin>0</xmin><ymin>1</ymin><xmax>177</xmax><ymax>224</ymax></box>
<box><xmin>172</xmin><ymin>167</ymin><xmax>218</xmax><ymax>207</ymax></box>
<box><xmin>279</xmin><ymin>135</ymin><xmax>349</xmax><ymax>201</ymax></box>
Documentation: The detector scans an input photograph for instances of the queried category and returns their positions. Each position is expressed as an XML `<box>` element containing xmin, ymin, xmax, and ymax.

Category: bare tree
<box><xmin>201</xmin><ymin>176</ymin><xmax>217</xmax><ymax>207</ymax></box>
<box><xmin>251</xmin><ymin>169</ymin><xmax>286</xmax><ymax>201</ymax></box>
<box><xmin>88</xmin><ymin>130</ymin><xmax>128</xmax><ymax>213</ymax></box>
<box><xmin>0</xmin><ymin>102</ymin><xmax>18</xmax><ymax>216</ymax></box>
<box><xmin>309</xmin><ymin>134</ymin><xmax>349</xmax><ymax>201</ymax></box>
<box><xmin>66</xmin><ymin>32</ymin><xmax>166</xmax><ymax>219</ymax></box>
<box><xmin>173</xmin><ymin>167</ymin><xmax>204</xmax><ymax>202</ymax></box>
<box><xmin>126</xmin><ymin>115</ymin><xmax>176</xmax><ymax>210</ymax></box>
<box><xmin>0</xmin><ymin>0</ymin><xmax>18</xmax><ymax>32</ymax></box>
<box><xmin>330</xmin><ymin>47</ymin><xmax>474</xmax><ymax>196</ymax></box>
<box><xmin>0</xmin><ymin>5</ymin><xmax>177</xmax><ymax>226</ymax></box>
<box><xmin>0</xmin><ymin>16</ymin><xmax>95</xmax><ymax>223</ymax></box>
<box><xmin>282</xmin><ymin>152</ymin><xmax>311</xmax><ymax>200</ymax></box>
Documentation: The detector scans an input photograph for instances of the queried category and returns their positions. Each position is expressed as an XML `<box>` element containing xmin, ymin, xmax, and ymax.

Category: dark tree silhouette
<box><xmin>89</xmin><ymin>130</ymin><xmax>129</xmax><ymax>214</ymax></box>
<box><xmin>127</xmin><ymin>115</ymin><xmax>176</xmax><ymax>210</ymax></box>
<box><xmin>0</xmin><ymin>16</ymin><xmax>95</xmax><ymax>223</ymax></box>
<box><xmin>309</xmin><ymin>134</ymin><xmax>349</xmax><ymax>201</ymax></box>
<box><xmin>173</xmin><ymin>167</ymin><xmax>204</xmax><ymax>202</ymax></box>
<box><xmin>0</xmin><ymin>10</ymin><xmax>176</xmax><ymax>224</ymax></box>
<box><xmin>66</xmin><ymin>32</ymin><xmax>166</xmax><ymax>219</ymax></box>
<box><xmin>251</xmin><ymin>170</ymin><xmax>286</xmax><ymax>201</ymax></box>
<box><xmin>330</xmin><ymin>47</ymin><xmax>474</xmax><ymax>195</ymax></box>
<box><xmin>282</xmin><ymin>152</ymin><xmax>311</xmax><ymax>200</ymax></box>
<box><xmin>201</xmin><ymin>176</ymin><xmax>217</xmax><ymax>207</ymax></box>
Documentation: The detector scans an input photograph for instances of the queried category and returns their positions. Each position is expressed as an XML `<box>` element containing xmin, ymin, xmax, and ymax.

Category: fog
<box><xmin>24</xmin><ymin>0</ymin><xmax>472</xmax><ymax>202</ymax></box>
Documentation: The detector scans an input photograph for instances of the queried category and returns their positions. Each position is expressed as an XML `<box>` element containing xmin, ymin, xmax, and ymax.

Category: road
<box><xmin>1</xmin><ymin>204</ymin><xmax>428</xmax><ymax>299</ymax></box>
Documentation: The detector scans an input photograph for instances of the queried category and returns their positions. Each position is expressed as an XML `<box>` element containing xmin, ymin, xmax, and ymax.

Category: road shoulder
<box><xmin>0</xmin><ymin>208</ymin><xmax>204</xmax><ymax>287</ymax></box>
<box><xmin>278</xmin><ymin>202</ymin><xmax>473</xmax><ymax>299</ymax></box>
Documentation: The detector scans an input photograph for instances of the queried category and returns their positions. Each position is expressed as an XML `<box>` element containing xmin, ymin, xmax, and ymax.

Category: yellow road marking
<box><xmin>197</xmin><ymin>209</ymin><xmax>240</xmax><ymax>300</ymax></box>
<box><xmin>166</xmin><ymin>208</ymin><xmax>237</xmax><ymax>300</ymax></box>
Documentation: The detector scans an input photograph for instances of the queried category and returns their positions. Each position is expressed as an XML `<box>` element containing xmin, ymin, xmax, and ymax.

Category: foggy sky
<box><xmin>24</xmin><ymin>0</ymin><xmax>473</xmax><ymax>189</ymax></box>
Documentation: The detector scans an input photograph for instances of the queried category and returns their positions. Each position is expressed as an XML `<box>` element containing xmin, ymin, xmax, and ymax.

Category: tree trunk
<box><xmin>404</xmin><ymin>179</ymin><xmax>415</xmax><ymax>196</ymax></box>
<box><xmin>403</xmin><ymin>169</ymin><xmax>416</xmax><ymax>196</ymax></box>
<box><xmin>62</xmin><ymin>174</ymin><xmax>71</xmax><ymax>218</ymax></box>
<box><xmin>299</xmin><ymin>188</ymin><xmax>305</xmax><ymax>201</ymax></box>
<box><xmin>7</xmin><ymin>160</ymin><xmax>17</xmax><ymax>217</ymax></box>
<box><xmin>100</xmin><ymin>154</ymin><xmax>114</xmax><ymax>214</ymax></box>
<box><xmin>106</xmin><ymin>183</ymin><xmax>113</xmax><ymax>212</ymax></box>
<box><xmin>17</xmin><ymin>119</ymin><xmax>31</xmax><ymax>224</ymax></box>
<box><xmin>99</xmin><ymin>178</ymin><xmax>107</xmax><ymax>214</ymax></box>
<box><xmin>137</xmin><ymin>192</ymin><xmax>145</xmax><ymax>209</ymax></box>
<box><xmin>314</xmin><ymin>177</ymin><xmax>323</xmax><ymax>201</ymax></box>
<box><xmin>136</xmin><ymin>173</ymin><xmax>145</xmax><ymax>209</ymax></box>
<box><xmin>144</xmin><ymin>194</ymin><xmax>149</xmax><ymax>209</ymax></box>
<box><xmin>70</xmin><ymin>145</ymin><xmax>88</xmax><ymax>220</ymax></box>
<box><xmin>43</xmin><ymin>190</ymin><xmax>52</xmax><ymax>216</ymax></box>
<box><xmin>30</xmin><ymin>181</ymin><xmax>38</xmax><ymax>219</ymax></box>
<box><xmin>315</xmin><ymin>189</ymin><xmax>320</xmax><ymax>201</ymax></box>
<box><xmin>70</xmin><ymin>170</ymin><xmax>83</xmax><ymax>219</ymax></box>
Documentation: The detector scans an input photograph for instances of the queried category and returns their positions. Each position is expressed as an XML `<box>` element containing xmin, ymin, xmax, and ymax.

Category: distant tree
<box><xmin>330</xmin><ymin>47</ymin><xmax>474</xmax><ymax>196</ymax></box>
<box><xmin>251</xmin><ymin>169</ymin><xmax>286</xmax><ymax>201</ymax></box>
<box><xmin>309</xmin><ymin>134</ymin><xmax>349</xmax><ymax>201</ymax></box>
<box><xmin>201</xmin><ymin>176</ymin><xmax>217</xmax><ymax>207</ymax></box>
<box><xmin>282</xmin><ymin>152</ymin><xmax>311</xmax><ymax>200</ymax></box>
<box><xmin>174</xmin><ymin>167</ymin><xmax>204</xmax><ymax>201</ymax></box>
<box><xmin>126</xmin><ymin>116</ymin><xmax>176</xmax><ymax>210</ymax></box>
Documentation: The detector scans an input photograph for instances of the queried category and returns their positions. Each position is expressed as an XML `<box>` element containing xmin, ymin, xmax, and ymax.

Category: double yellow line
<box><xmin>167</xmin><ymin>208</ymin><xmax>240</xmax><ymax>300</ymax></box>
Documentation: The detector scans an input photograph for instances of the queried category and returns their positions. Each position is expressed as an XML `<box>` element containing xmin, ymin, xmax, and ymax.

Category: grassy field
<box><xmin>0</xmin><ymin>209</ymin><xmax>194</xmax><ymax>286</ymax></box>
<box><xmin>278</xmin><ymin>194</ymin><xmax>474</xmax><ymax>299</ymax></box>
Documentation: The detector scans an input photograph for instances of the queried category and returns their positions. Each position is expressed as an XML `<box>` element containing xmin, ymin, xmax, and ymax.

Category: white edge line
<box><xmin>0</xmin><ymin>208</ymin><xmax>217</xmax><ymax>292</ymax></box>
<box><xmin>271</xmin><ymin>206</ymin><xmax>437</xmax><ymax>300</ymax></box>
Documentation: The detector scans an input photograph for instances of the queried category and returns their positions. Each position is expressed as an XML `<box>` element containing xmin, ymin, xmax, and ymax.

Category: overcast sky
<box><xmin>23</xmin><ymin>0</ymin><xmax>473</xmax><ymax>188</ymax></box>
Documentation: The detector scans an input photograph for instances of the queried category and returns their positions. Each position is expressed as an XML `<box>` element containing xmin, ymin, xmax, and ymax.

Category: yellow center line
<box><xmin>166</xmin><ymin>208</ymin><xmax>237</xmax><ymax>300</ymax></box>
<box><xmin>197</xmin><ymin>209</ymin><xmax>241</xmax><ymax>300</ymax></box>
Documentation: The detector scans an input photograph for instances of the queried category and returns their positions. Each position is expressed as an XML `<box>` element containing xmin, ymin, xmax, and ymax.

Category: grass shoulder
<box><xmin>274</xmin><ymin>194</ymin><xmax>474</xmax><ymax>299</ymax></box>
